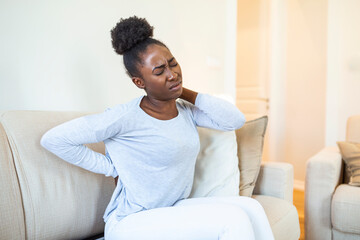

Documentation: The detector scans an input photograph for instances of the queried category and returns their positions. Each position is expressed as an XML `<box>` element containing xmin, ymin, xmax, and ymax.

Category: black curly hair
<box><xmin>111</xmin><ymin>16</ymin><xmax>168</xmax><ymax>78</ymax></box>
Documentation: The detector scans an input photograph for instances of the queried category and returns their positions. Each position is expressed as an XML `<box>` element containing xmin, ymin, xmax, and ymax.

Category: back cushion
<box><xmin>190</xmin><ymin>116</ymin><xmax>268</xmax><ymax>198</ymax></box>
<box><xmin>190</xmin><ymin>128</ymin><xmax>239</xmax><ymax>197</ymax></box>
<box><xmin>1</xmin><ymin>111</ymin><xmax>115</xmax><ymax>240</ymax></box>
<box><xmin>0</xmin><ymin>122</ymin><xmax>25</xmax><ymax>240</ymax></box>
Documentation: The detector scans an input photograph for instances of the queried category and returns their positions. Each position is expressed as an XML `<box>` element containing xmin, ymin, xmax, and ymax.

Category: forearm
<box><xmin>40</xmin><ymin>115</ymin><xmax>118</xmax><ymax>178</ymax></box>
<box><xmin>193</xmin><ymin>94</ymin><xmax>245</xmax><ymax>130</ymax></box>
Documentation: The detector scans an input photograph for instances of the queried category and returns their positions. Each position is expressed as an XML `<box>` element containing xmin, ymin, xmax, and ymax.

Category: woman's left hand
<box><xmin>179</xmin><ymin>88</ymin><xmax>198</xmax><ymax>105</ymax></box>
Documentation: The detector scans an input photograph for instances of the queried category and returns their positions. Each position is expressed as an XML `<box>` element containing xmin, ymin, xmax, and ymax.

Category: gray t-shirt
<box><xmin>40</xmin><ymin>93</ymin><xmax>245</xmax><ymax>222</ymax></box>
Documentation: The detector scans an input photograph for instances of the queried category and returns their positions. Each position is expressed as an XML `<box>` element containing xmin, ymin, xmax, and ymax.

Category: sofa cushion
<box><xmin>253</xmin><ymin>194</ymin><xmax>300</xmax><ymax>240</ymax></box>
<box><xmin>337</xmin><ymin>141</ymin><xmax>360</xmax><ymax>186</ymax></box>
<box><xmin>332</xmin><ymin>184</ymin><xmax>360</xmax><ymax>234</ymax></box>
<box><xmin>236</xmin><ymin>116</ymin><xmax>268</xmax><ymax>196</ymax></box>
<box><xmin>1</xmin><ymin>111</ymin><xmax>115</xmax><ymax>240</ymax></box>
<box><xmin>190</xmin><ymin>128</ymin><xmax>239</xmax><ymax>197</ymax></box>
<box><xmin>0</xmin><ymin>122</ymin><xmax>25</xmax><ymax>240</ymax></box>
<box><xmin>333</xmin><ymin>229</ymin><xmax>360</xmax><ymax>240</ymax></box>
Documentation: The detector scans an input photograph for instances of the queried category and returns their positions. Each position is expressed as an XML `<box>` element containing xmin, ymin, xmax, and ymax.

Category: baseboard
<box><xmin>294</xmin><ymin>179</ymin><xmax>305</xmax><ymax>191</ymax></box>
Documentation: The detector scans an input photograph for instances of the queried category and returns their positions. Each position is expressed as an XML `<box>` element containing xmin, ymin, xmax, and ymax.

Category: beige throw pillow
<box><xmin>337</xmin><ymin>141</ymin><xmax>360</xmax><ymax>187</ymax></box>
<box><xmin>236</xmin><ymin>116</ymin><xmax>268</xmax><ymax>196</ymax></box>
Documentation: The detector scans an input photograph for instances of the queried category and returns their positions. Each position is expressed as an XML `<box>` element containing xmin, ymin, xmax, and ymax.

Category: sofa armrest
<box><xmin>253</xmin><ymin>162</ymin><xmax>294</xmax><ymax>203</ymax></box>
<box><xmin>305</xmin><ymin>146</ymin><xmax>342</xmax><ymax>240</ymax></box>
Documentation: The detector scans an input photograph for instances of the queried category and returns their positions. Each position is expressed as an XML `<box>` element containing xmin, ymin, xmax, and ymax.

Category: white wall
<box><xmin>267</xmin><ymin>0</ymin><xmax>287</xmax><ymax>165</ymax></box>
<box><xmin>237</xmin><ymin>0</ymin><xmax>328</xmax><ymax>188</ymax></box>
<box><xmin>267</xmin><ymin>0</ymin><xmax>360</xmax><ymax>188</ymax></box>
<box><xmin>236</xmin><ymin>0</ymin><xmax>270</xmax><ymax>121</ymax></box>
<box><xmin>326</xmin><ymin>0</ymin><xmax>360</xmax><ymax>146</ymax></box>
<box><xmin>282</xmin><ymin>0</ymin><xmax>328</xmax><ymax>186</ymax></box>
<box><xmin>0</xmin><ymin>0</ymin><xmax>237</xmax><ymax>112</ymax></box>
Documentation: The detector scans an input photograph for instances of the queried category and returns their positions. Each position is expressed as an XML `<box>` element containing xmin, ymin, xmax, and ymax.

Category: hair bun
<box><xmin>111</xmin><ymin>16</ymin><xmax>154</xmax><ymax>55</ymax></box>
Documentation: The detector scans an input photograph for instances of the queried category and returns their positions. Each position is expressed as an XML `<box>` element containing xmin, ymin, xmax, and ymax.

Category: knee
<box><xmin>219</xmin><ymin>207</ymin><xmax>255</xmax><ymax>240</ymax></box>
<box><xmin>218</xmin><ymin>205</ymin><xmax>253</xmax><ymax>229</ymax></box>
<box><xmin>246</xmin><ymin>197</ymin><xmax>263</xmax><ymax>208</ymax></box>
<box><xmin>234</xmin><ymin>196</ymin><xmax>265</xmax><ymax>213</ymax></box>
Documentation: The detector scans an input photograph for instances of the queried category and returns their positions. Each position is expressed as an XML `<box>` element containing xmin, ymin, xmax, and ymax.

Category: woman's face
<box><xmin>133</xmin><ymin>44</ymin><xmax>183</xmax><ymax>101</ymax></box>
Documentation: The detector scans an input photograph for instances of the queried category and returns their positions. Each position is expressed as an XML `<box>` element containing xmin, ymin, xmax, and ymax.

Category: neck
<box><xmin>140</xmin><ymin>95</ymin><xmax>178</xmax><ymax>120</ymax></box>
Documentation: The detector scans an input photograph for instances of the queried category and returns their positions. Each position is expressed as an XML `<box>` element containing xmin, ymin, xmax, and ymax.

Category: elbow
<box><xmin>237</xmin><ymin>112</ymin><xmax>246</xmax><ymax>129</ymax></box>
<box><xmin>40</xmin><ymin>132</ymin><xmax>50</xmax><ymax>150</ymax></box>
<box><xmin>230</xmin><ymin>111</ymin><xmax>246</xmax><ymax>130</ymax></box>
<box><xmin>221</xmin><ymin>112</ymin><xmax>246</xmax><ymax>131</ymax></box>
<box><xmin>40</xmin><ymin>130</ymin><xmax>56</xmax><ymax>151</ymax></box>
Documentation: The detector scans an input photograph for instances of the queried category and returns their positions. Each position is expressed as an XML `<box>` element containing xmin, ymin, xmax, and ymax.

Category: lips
<box><xmin>169</xmin><ymin>81</ymin><xmax>182</xmax><ymax>90</ymax></box>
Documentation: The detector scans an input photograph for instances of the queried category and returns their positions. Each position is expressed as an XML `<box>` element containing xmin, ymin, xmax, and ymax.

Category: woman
<box><xmin>41</xmin><ymin>16</ymin><xmax>274</xmax><ymax>240</ymax></box>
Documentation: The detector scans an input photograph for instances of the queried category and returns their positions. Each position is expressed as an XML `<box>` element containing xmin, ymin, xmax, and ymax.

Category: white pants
<box><xmin>105</xmin><ymin>196</ymin><xmax>274</xmax><ymax>240</ymax></box>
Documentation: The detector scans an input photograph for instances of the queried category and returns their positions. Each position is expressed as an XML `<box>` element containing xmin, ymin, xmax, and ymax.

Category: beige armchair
<box><xmin>305</xmin><ymin>115</ymin><xmax>360</xmax><ymax>240</ymax></box>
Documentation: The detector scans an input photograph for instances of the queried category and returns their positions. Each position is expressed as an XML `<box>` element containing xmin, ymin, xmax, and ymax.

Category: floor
<box><xmin>293</xmin><ymin>189</ymin><xmax>305</xmax><ymax>240</ymax></box>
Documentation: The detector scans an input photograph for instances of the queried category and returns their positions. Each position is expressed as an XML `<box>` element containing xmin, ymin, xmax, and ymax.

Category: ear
<box><xmin>132</xmin><ymin>77</ymin><xmax>145</xmax><ymax>89</ymax></box>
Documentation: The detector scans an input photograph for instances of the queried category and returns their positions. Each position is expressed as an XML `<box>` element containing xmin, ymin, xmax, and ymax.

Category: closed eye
<box><xmin>154</xmin><ymin>69</ymin><xmax>164</xmax><ymax>76</ymax></box>
<box><xmin>169</xmin><ymin>57</ymin><xmax>178</xmax><ymax>67</ymax></box>
<box><xmin>152</xmin><ymin>57</ymin><xmax>178</xmax><ymax>75</ymax></box>
<box><xmin>153</xmin><ymin>65</ymin><xmax>165</xmax><ymax>75</ymax></box>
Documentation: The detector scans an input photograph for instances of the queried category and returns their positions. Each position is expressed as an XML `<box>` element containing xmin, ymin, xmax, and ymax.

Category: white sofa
<box><xmin>305</xmin><ymin>115</ymin><xmax>360</xmax><ymax>240</ymax></box>
<box><xmin>0</xmin><ymin>111</ymin><xmax>300</xmax><ymax>240</ymax></box>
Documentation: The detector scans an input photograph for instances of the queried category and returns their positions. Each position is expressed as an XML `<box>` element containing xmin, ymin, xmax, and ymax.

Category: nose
<box><xmin>167</xmin><ymin>68</ymin><xmax>176</xmax><ymax>81</ymax></box>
